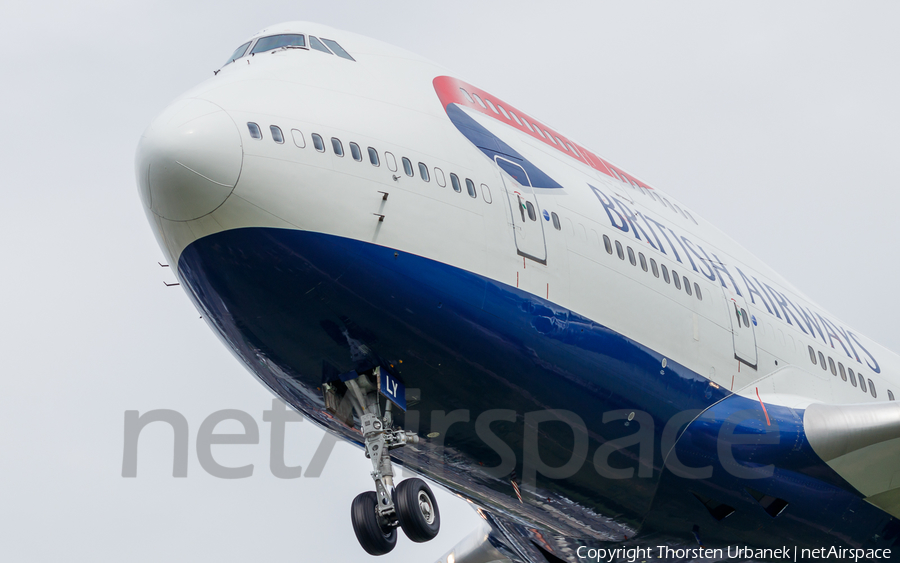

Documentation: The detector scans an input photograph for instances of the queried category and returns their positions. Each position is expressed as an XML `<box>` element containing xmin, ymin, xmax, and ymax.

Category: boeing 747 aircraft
<box><xmin>135</xmin><ymin>22</ymin><xmax>900</xmax><ymax>562</ymax></box>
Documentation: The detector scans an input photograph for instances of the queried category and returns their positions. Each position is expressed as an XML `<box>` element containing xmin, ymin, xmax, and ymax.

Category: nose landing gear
<box><xmin>337</xmin><ymin>368</ymin><xmax>441</xmax><ymax>555</ymax></box>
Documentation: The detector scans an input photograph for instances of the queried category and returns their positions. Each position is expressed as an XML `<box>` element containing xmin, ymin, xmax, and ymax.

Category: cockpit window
<box><xmin>225</xmin><ymin>41</ymin><xmax>251</xmax><ymax>65</ymax></box>
<box><xmin>308</xmin><ymin>36</ymin><xmax>333</xmax><ymax>54</ymax></box>
<box><xmin>320</xmin><ymin>38</ymin><xmax>355</xmax><ymax>61</ymax></box>
<box><xmin>251</xmin><ymin>34</ymin><xmax>306</xmax><ymax>55</ymax></box>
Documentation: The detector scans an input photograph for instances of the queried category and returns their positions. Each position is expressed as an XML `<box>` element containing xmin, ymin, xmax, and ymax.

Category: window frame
<box><xmin>466</xmin><ymin>178</ymin><xmax>477</xmax><ymax>198</ymax></box>
<box><xmin>291</xmin><ymin>129</ymin><xmax>305</xmax><ymax>148</ymax></box>
<box><xmin>331</xmin><ymin>137</ymin><xmax>344</xmax><ymax>157</ymax></box>
<box><xmin>270</xmin><ymin>126</ymin><xmax>284</xmax><ymax>144</ymax></box>
<box><xmin>349</xmin><ymin>142</ymin><xmax>362</xmax><ymax>161</ymax></box>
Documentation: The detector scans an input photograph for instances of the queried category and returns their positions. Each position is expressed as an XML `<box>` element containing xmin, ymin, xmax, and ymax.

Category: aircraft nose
<box><xmin>136</xmin><ymin>99</ymin><xmax>243</xmax><ymax>221</ymax></box>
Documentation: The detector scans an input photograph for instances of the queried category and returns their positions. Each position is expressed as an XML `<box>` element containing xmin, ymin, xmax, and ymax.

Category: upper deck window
<box><xmin>320</xmin><ymin>38</ymin><xmax>356</xmax><ymax>61</ymax></box>
<box><xmin>251</xmin><ymin>34</ymin><xmax>307</xmax><ymax>55</ymax></box>
<box><xmin>225</xmin><ymin>41</ymin><xmax>251</xmax><ymax>65</ymax></box>
<box><xmin>270</xmin><ymin>126</ymin><xmax>284</xmax><ymax>144</ymax></box>
<box><xmin>466</xmin><ymin>178</ymin><xmax>477</xmax><ymax>199</ymax></box>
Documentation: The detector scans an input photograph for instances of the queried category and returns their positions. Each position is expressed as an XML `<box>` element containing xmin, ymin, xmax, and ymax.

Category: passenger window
<box><xmin>320</xmin><ymin>38</ymin><xmax>355</xmax><ymax>61</ymax></box>
<box><xmin>368</xmin><ymin>147</ymin><xmax>380</xmax><ymax>166</ymax></box>
<box><xmin>509</xmin><ymin>111</ymin><xmax>523</xmax><ymax>126</ymax></box>
<box><xmin>860</xmin><ymin>375</ymin><xmax>868</xmax><ymax>393</ymax></box>
<box><xmin>525</xmin><ymin>200</ymin><xmax>536</xmax><ymax>219</ymax></box>
<box><xmin>627</xmin><ymin>246</ymin><xmax>636</xmax><ymax>266</ymax></box>
<box><xmin>467</xmin><ymin>179</ymin><xmax>477</xmax><ymax>198</ymax></box>
<box><xmin>311</xmin><ymin>133</ymin><xmax>325</xmax><ymax>152</ymax></box>
<box><xmin>603</xmin><ymin>235</ymin><xmax>612</xmax><ymax>254</ymax></box>
<box><xmin>331</xmin><ymin>137</ymin><xmax>344</xmax><ymax>156</ymax></box>
<box><xmin>251</xmin><ymin>34</ymin><xmax>306</xmax><ymax>54</ymax></box>
<box><xmin>817</xmin><ymin>352</ymin><xmax>826</xmax><ymax>371</ymax></box>
<box><xmin>848</xmin><ymin>368</ymin><xmax>857</xmax><ymax>386</ymax></box>
<box><xmin>291</xmin><ymin>129</ymin><xmax>306</xmax><ymax>148</ymax></box>
<box><xmin>225</xmin><ymin>41</ymin><xmax>251</xmax><ymax>65</ymax></box>
<box><xmin>247</xmin><ymin>122</ymin><xmax>262</xmax><ymax>139</ymax></box>
<box><xmin>309</xmin><ymin>36</ymin><xmax>334</xmax><ymax>54</ymax></box>
<box><xmin>471</xmin><ymin>93</ymin><xmax>487</xmax><ymax>109</ymax></box>
<box><xmin>694</xmin><ymin>283</ymin><xmax>702</xmax><ymax>300</ymax></box>
<box><xmin>450</xmin><ymin>173</ymin><xmax>461</xmax><ymax>192</ymax></box>
<box><xmin>839</xmin><ymin>362</ymin><xmax>847</xmax><ymax>381</ymax></box>
<box><xmin>496</xmin><ymin>104</ymin><xmax>510</xmax><ymax>119</ymax></box>
<box><xmin>484</xmin><ymin>98</ymin><xmax>499</xmax><ymax>114</ymax></box>
<box><xmin>684</xmin><ymin>277</ymin><xmax>692</xmax><ymax>296</ymax></box>
<box><xmin>809</xmin><ymin>346</ymin><xmax>817</xmax><ymax>365</ymax></box>
<box><xmin>673</xmin><ymin>270</ymin><xmax>682</xmax><ymax>290</ymax></box>
<box><xmin>551</xmin><ymin>212</ymin><xmax>561</xmax><ymax>231</ymax></box>
<box><xmin>418</xmin><ymin>162</ymin><xmax>430</xmax><ymax>182</ymax></box>
<box><xmin>402</xmin><ymin>157</ymin><xmax>414</xmax><ymax>176</ymax></box>
<box><xmin>868</xmin><ymin>379</ymin><xmax>876</xmax><ymax>398</ymax></box>
<box><xmin>650</xmin><ymin>259</ymin><xmax>659</xmax><ymax>277</ymax></box>
<box><xmin>270</xmin><ymin>126</ymin><xmax>284</xmax><ymax>143</ymax></box>
<box><xmin>639</xmin><ymin>253</ymin><xmax>648</xmax><ymax>272</ymax></box>
<box><xmin>350</xmin><ymin>142</ymin><xmax>362</xmax><ymax>161</ymax></box>
<box><xmin>741</xmin><ymin>308</ymin><xmax>749</xmax><ymax>327</ymax></box>
<box><xmin>889</xmin><ymin>390</ymin><xmax>895</xmax><ymax>401</ymax></box>
<box><xmin>385</xmin><ymin>151</ymin><xmax>397</xmax><ymax>172</ymax></box>
<box><xmin>613</xmin><ymin>240</ymin><xmax>624</xmax><ymax>260</ymax></box>
<box><xmin>828</xmin><ymin>357</ymin><xmax>837</xmax><ymax>376</ymax></box>
<box><xmin>434</xmin><ymin>167</ymin><xmax>446</xmax><ymax>187</ymax></box>
<box><xmin>481</xmin><ymin>184</ymin><xmax>492</xmax><ymax>203</ymax></box>
<box><xmin>459</xmin><ymin>88</ymin><xmax>475</xmax><ymax>103</ymax></box>
<box><xmin>661</xmin><ymin>264</ymin><xmax>670</xmax><ymax>283</ymax></box>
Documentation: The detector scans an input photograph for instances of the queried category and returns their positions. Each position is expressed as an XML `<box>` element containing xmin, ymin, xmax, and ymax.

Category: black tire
<box><xmin>394</xmin><ymin>478</ymin><xmax>440</xmax><ymax>543</ymax></box>
<box><xmin>351</xmin><ymin>491</ymin><xmax>397</xmax><ymax>555</ymax></box>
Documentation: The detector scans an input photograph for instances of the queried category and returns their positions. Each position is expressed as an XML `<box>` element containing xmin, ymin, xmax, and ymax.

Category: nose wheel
<box><xmin>394</xmin><ymin>478</ymin><xmax>441</xmax><ymax>543</ymax></box>
<box><xmin>336</xmin><ymin>368</ymin><xmax>441</xmax><ymax>555</ymax></box>
<box><xmin>351</xmin><ymin>491</ymin><xmax>397</xmax><ymax>556</ymax></box>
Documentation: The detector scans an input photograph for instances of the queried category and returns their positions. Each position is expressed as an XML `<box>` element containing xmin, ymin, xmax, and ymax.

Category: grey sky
<box><xmin>1</xmin><ymin>1</ymin><xmax>898</xmax><ymax>561</ymax></box>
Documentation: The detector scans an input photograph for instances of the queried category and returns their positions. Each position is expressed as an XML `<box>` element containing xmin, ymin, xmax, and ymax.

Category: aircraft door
<box><xmin>495</xmin><ymin>156</ymin><xmax>547</xmax><ymax>264</ymax></box>
<box><xmin>722</xmin><ymin>285</ymin><xmax>758</xmax><ymax>369</ymax></box>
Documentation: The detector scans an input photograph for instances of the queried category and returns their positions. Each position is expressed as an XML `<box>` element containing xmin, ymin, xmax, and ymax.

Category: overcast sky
<box><xmin>2</xmin><ymin>1</ymin><xmax>898</xmax><ymax>561</ymax></box>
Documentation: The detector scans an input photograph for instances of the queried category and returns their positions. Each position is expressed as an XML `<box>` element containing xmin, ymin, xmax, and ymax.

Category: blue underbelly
<box><xmin>177</xmin><ymin>226</ymin><xmax>897</xmax><ymax>553</ymax></box>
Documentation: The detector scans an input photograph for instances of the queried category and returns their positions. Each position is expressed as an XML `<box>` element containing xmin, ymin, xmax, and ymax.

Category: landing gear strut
<box><xmin>340</xmin><ymin>368</ymin><xmax>441</xmax><ymax>555</ymax></box>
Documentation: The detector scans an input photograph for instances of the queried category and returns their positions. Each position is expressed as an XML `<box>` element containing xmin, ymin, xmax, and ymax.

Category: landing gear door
<box><xmin>495</xmin><ymin>156</ymin><xmax>547</xmax><ymax>264</ymax></box>
<box><xmin>722</xmin><ymin>285</ymin><xmax>758</xmax><ymax>369</ymax></box>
